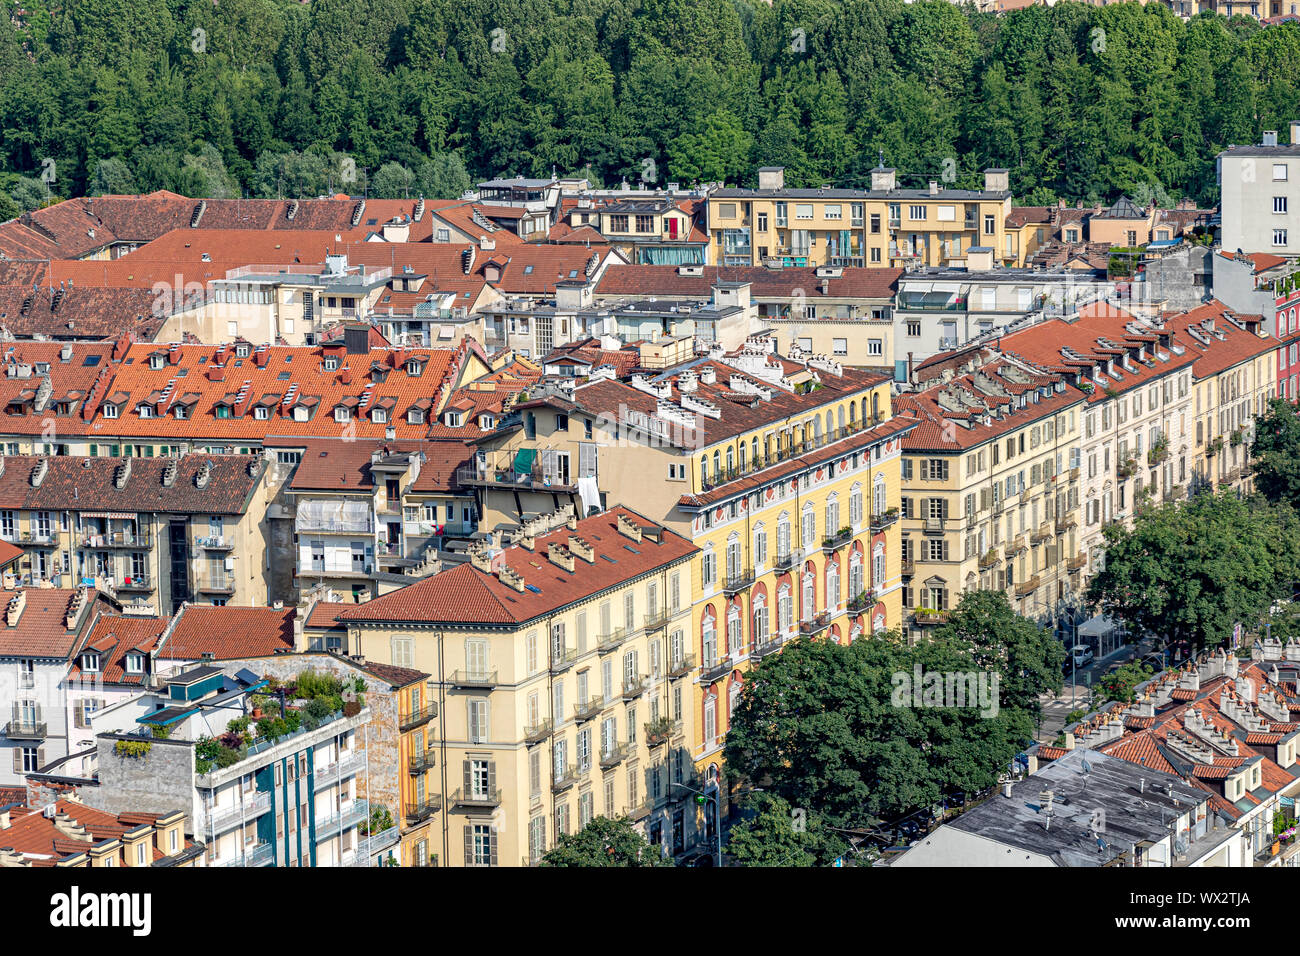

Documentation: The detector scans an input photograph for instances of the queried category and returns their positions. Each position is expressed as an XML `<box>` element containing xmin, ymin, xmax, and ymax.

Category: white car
<box><xmin>1069</xmin><ymin>645</ymin><xmax>1094</xmax><ymax>669</ymax></box>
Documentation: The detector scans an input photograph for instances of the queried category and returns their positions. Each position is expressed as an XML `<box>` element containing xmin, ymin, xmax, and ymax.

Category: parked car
<box><xmin>1064</xmin><ymin>644</ymin><xmax>1094</xmax><ymax>670</ymax></box>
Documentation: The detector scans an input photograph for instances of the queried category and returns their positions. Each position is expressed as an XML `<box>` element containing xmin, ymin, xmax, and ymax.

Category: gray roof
<box><xmin>942</xmin><ymin>749</ymin><xmax>1210</xmax><ymax>866</ymax></box>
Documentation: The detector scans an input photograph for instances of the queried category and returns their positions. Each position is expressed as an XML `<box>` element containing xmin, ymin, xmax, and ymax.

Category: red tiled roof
<box><xmin>159</xmin><ymin>605</ymin><xmax>295</xmax><ymax>661</ymax></box>
<box><xmin>338</xmin><ymin>507</ymin><xmax>696</xmax><ymax>626</ymax></box>
<box><xmin>0</xmin><ymin>588</ymin><xmax>116</xmax><ymax>658</ymax></box>
<box><xmin>2</xmin><ymin>799</ymin><xmax>196</xmax><ymax>864</ymax></box>
<box><xmin>68</xmin><ymin>613</ymin><xmax>168</xmax><ymax>684</ymax></box>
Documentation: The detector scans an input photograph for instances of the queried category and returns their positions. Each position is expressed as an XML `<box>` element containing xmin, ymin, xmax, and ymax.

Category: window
<box><xmin>1275</xmin><ymin>229</ymin><xmax>1289</xmax><ymax>247</ymax></box>
<box><xmin>833</xmin><ymin>338</ymin><xmax>848</xmax><ymax>356</ymax></box>
<box><xmin>1274</xmin><ymin>163</ymin><xmax>1289</xmax><ymax>181</ymax></box>
<box><xmin>1276</xmin><ymin>196</ymin><xmax>1289</xmax><ymax>214</ymax></box>
<box><xmin>468</xmin><ymin>699</ymin><xmax>489</xmax><ymax>743</ymax></box>
<box><xmin>795</xmin><ymin>204</ymin><xmax>813</xmax><ymax>220</ymax></box>
<box><xmin>909</xmin><ymin>205</ymin><xmax>927</xmax><ymax>221</ymax></box>
<box><xmin>984</xmin><ymin>215</ymin><xmax>996</xmax><ymax>235</ymax></box>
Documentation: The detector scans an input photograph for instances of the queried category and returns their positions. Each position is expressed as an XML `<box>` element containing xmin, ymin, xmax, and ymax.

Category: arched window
<box><xmin>838</xmin><ymin>405</ymin><xmax>845</xmax><ymax>432</ymax></box>
<box><xmin>871</xmin><ymin>392</ymin><xmax>880</xmax><ymax>421</ymax></box>
<box><xmin>873</xmin><ymin>613</ymin><xmax>886</xmax><ymax>634</ymax></box>
<box><xmin>849</xmin><ymin>550</ymin><xmax>864</xmax><ymax>600</ymax></box>
<box><xmin>701</xmin><ymin>610</ymin><xmax>717</xmax><ymax>667</ymax></box>
<box><xmin>777</xmin><ymin>584</ymin><xmax>792</xmax><ymax>635</ymax></box>
<box><xmin>700</xmin><ymin>455</ymin><xmax>708</xmax><ymax>485</ymax></box>
<box><xmin>728</xmin><ymin>681</ymin><xmax>741</xmax><ymax>718</ymax></box>
<box><xmin>802</xmin><ymin>572</ymin><xmax>815</xmax><ymax>622</ymax></box>
<box><xmin>826</xmin><ymin>561</ymin><xmax>840</xmax><ymax>610</ymax></box>
<box><xmin>726</xmin><ymin>446</ymin><xmax>735</xmax><ymax>474</ymax></box>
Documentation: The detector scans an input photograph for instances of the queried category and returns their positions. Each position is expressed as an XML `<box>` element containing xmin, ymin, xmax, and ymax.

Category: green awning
<box><xmin>513</xmin><ymin>448</ymin><xmax>537</xmax><ymax>473</ymax></box>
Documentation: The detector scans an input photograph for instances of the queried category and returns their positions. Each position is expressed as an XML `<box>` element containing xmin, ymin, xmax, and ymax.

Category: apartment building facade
<box><xmin>1218</xmin><ymin>124</ymin><xmax>1300</xmax><ymax>257</ymax></box>
<box><xmin>896</xmin><ymin>357</ymin><xmax>1087</xmax><ymax>636</ymax></box>
<box><xmin>707</xmin><ymin>166</ymin><xmax>1012</xmax><ymax>269</ymax></box>
<box><xmin>337</xmin><ymin>507</ymin><xmax>705</xmax><ymax>866</ymax></box>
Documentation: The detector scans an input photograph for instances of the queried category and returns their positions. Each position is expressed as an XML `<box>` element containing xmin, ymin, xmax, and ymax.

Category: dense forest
<box><xmin>0</xmin><ymin>0</ymin><xmax>1295</xmax><ymax>217</ymax></box>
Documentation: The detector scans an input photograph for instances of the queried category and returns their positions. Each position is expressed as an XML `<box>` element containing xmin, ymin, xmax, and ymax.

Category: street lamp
<box><xmin>672</xmin><ymin>783</ymin><xmax>721</xmax><ymax>868</ymax></box>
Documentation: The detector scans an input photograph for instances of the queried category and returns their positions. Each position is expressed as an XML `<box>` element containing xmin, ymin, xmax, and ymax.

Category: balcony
<box><xmin>645</xmin><ymin>718</ymin><xmax>681</xmax><ymax>748</ymax></box>
<box><xmin>668</xmin><ymin>654</ymin><xmax>696</xmax><ymax>679</ymax></box>
<box><xmin>449</xmin><ymin>670</ymin><xmax>497</xmax><ymax>689</ymax></box>
<box><xmin>822</xmin><ymin>529</ymin><xmax>852</xmax><ymax>552</ymax></box>
<box><xmin>627</xmin><ymin>800</ymin><xmax>654</xmax><ymax>823</ymax></box>
<box><xmin>5</xmin><ymin>711</ymin><xmax>46</xmax><ymax>741</ymax></box>
<box><xmin>18</xmin><ymin>532</ymin><xmax>57</xmax><ymax>548</ymax></box>
<box><xmin>314</xmin><ymin>799</ymin><xmax>368</xmax><ymax>839</ymax></box>
<box><xmin>115</xmin><ymin>576</ymin><xmax>154</xmax><ymax>592</ymax></box>
<box><xmin>622</xmin><ymin>675</ymin><xmax>650</xmax><ymax>700</ymax></box>
<box><xmin>522</xmin><ymin>717</ymin><xmax>554</xmax><ymax>745</ymax></box>
<box><xmin>1014</xmin><ymin>575</ymin><xmax>1041</xmax><ymax>598</ymax></box>
<box><xmin>399</xmin><ymin>702</ymin><xmax>438</xmax><ymax>731</ymax></box>
<box><xmin>405</xmin><ymin>798</ymin><xmax>442</xmax><ymax>824</ymax></box>
<box><xmin>208</xmin><ymin>790</ymin><xmax>273</xmax><ymax>833</ymax></box>
<box><xmin>194</xmin><ymin>534</ymin><xmax>234</xmax><ymax>551</ymax></box>
<box><xmin>799</xmin><ymin>612</ymin><xmax>832</xmax><ymax>636</ymax></box>
<box><xmin>773</xmin><ymin>549</ymin><xmax>802</xmax><ymax>572</ymax></box>
<box><xmin>455</xmin><ymin>465</ymin><xmax>576</xmax><ymax>493</ymax></box>
<box><xmin>197</xmin><ymin>573</ymin><xmax>236</xmax><ymax>596</ymax></box>
<box><xmin>1055</xmin><ymin>515</ymin><xmax>1077</xmax><ymax>534</ymax></box>
<box><xmin>847</xmin><ymin>590</ymin><xmax>876</xmax><ymax>614</ymax></box>
<box><xmin>1030</xmin><ymin>524</ymin><xmax>1053</xmax><ymax>545</ymax></box>
<box><xmin>216</xmin><ymin>842</ymin><xmax>275</xmax><ymax>867</ymax></box>
<box><xmin>643</xmin><ymin>607</ymin><xmax>671</xmax><ymax>631</ymax></box>
<box><xmin>599</xmin><ymin>743</ymin><xmax>629</xmax><ymax>768</ymax></box>
<box><xmin>1007</xmin><ymin>535</ymin><xmax>1028</xmax><ymax>555</ymax></box>
<box><xmin>573</xmin><ymin>695</ymin><xmax>604</xmax><ymax>722</ymax></box>
<box><xmin>901</xmin><ymin>557</ymin><xmax>915</xmax><ymax>577</ymax></box>
<box><xmin>923</xmin><ymin>516</ymin><xmax>945</xmax><ymax>535</ymax></box>
<box><xmin>363</xmin><ymin>824</ymin><xmax>401</xmax><ymax>856</ymax></box>
<box><xmin>550</xmin><ymin>646</ymin><xmax>578</xmax><ymax>674</ymax></box>
<box><xmin>1067</xmin><ymin>552</ymin><xmax>1088</xmax><ymax>573</ymax></box>
<box><xmin>751</xmin><ymin>634</ymin><xmax>786</xmax><ymax>659</ymax></box>
<box><xmin>597</xmin><ymin>627</ymin><xmax>629</xmax><ymax>653</ymax></box>
<box><xmin>870</xmin><ymin>509</ymin><xmax>900</xmax><ymax>534</ymax></box>
<box><xmin>699</xmin><ymin>655</ymin><xmax>734</xmax><ymax>684</ymax></box>
<box><xmin>722</xmin><ymin>567</ymin><xmax>755</xmax><ymax>595</ymax></box>
<box><xmin>978</xmin><ymin>549</ymin><xmax>1000</xmax><ymax>570</ymax></box>
<box><xmin>408</xmin><ymin>749</ymin><xmax>437</xmax><ymax>774</ymax></box>
<box><xmin>78</xmin><ymin>529</ymin><xmax>153</xmax><ymax>549</ymax></box>
<box><xmin>450</xmin><ymin>787</ymin><xmax>502</xmax><ymax>811</ymax></box>
<box><xmin>912</xmin><ymin>609</ymin><xmax>949</xmax><ymax>626</ymax></box>
<box><xmin>313</xmin><ymin>749</ymin><xmax>367</xmax><ymax>788</ymax></box>
<box><xmin>552</xmin><ymin>763</ymin><xmax>579</xmax><ymax>792</ymax></box>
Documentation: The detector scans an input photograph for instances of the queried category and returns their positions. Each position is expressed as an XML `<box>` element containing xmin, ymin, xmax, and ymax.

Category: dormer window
<box><xmin>125</xmin><ymin>653</ymin><xmax>144</xmax><ymax>674</ymax></box>
<box><xmin>444</xmin><ymin>411</ymin><xmax>463</xmax><ymax>427</ymax></box>
<box><xmin>82</xmin><ymin>652</ymin><xmax>100</xmax><ymax>673</ymax></box>
<box><xmin>479</xmin><ymin>415</ymin><xmax>495</xmax><ymax>430</ymax></box>
<box><xmin>103</xmin><ymin>404</ymin><xmax>119</xmax><ymax>419</ymax></box>
<box><xmin>235</xmin><ymin>344</ymin><xmax>251</xmax><ymax>358</ymax></box>
<box><xmin>371</xmin><ymin>408</ymin><xmax>387</xmax><ymax>423</ymax></box>
<box><xmin>254</xmin><ymin>405</ymin><xmax>270</xmax><ymax>420</ymax></box>
<box><xmin>293</xmin><ymin>405</ymin><xmax>311</xmax><ymax>422</ymax></box>
<box><xmin>174</xmin><ymin>405</ymin><xmax>188</xmax><ymax>420</ymax></box>
<box><xmin>407</xmin><ymin>361</ymin><xmax>423</xmax><ymax>376</ymax></box>
<box><xmin>138</xmin><ymin>405</ymin><xmax>154</xmax><ymax>419</ymax></box>
<box><xmin>334</xmin><ymin>406</ymin><xmax>351</xmax><ymax>423</ymax></box>
<box><xmin>149</xmin><ymin>354</ymin><xmax>165</xmax><ymax>370</ymax></box>
<box><xmin>407</xmin><ymin>408</ymin><xmax>425</xmax><ymax>425</ymax></box>
<box><xmin>324</xmin><ymin>356</ymin><xmax>340</xmax><ymax>371</ymax></box>
<box><xmin>215</xmin><ymin>405</ymin><xmax>232</xmax><ymax>419</ymax></box>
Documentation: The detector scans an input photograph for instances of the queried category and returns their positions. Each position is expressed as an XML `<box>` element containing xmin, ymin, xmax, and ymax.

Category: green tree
<box><xmin>1087</xmin><ymin>491</ymin><xmax>1300</xmax><ymax>651</ymax></box>
<box><xmin>88</xmin><ymin>157</ymin><xmax>136</xmax><ymax>195</ymax></box>
<box><xmin>1251</xmin><ymin>397</ymin><xmax>1300</xmax><ymax>509</ymax></box>
<box><xmin>725</xmin><ymin>792</ymin><xmax>849</xmax><ymax>867</ymax></box>
<box><xmin>540</xmin><ymin>815</ymin><xmax>672</xmax><ymax>867</ymax></box>
<box><xmin>1094</xmin><ymin>661</ymin><xmax>1154</xmax><ymax>705</ymax></box>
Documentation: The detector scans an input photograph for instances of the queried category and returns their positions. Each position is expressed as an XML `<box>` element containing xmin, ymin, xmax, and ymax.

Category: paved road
<box><xmin>1033</xmin><ymin>639</ymin><xmax>1150</xmax><ymax>744</ymax></box>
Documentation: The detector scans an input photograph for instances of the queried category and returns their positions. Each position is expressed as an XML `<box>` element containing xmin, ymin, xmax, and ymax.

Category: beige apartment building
<box><xmin>708</xmin><ymin>166</ymin><xmax>1012</xmax><ymax>269</ymax></box>
<box><xmin>0</xmin><ymin>454</ymin><xmax>271</xmax><ymax>613</ymax></box>
<box><xmin>337</xmin><ymin>507</ymin><xmax>707</xmax><ymax>866</ymax></box>
<box><xmin>896</xmin><ymin>355</ymin><xmax>1088</xmax><ymax>637</ymax></box>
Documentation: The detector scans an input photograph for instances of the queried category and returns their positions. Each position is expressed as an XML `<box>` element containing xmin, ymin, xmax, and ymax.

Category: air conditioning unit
<box><xmin>224</xmin><ymin>557</ymin><xmax>235</xmax><ymax>571</ymax></box>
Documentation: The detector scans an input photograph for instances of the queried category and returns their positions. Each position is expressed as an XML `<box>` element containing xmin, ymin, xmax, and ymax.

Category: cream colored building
<box><xmin>337</xmin><ymin>506</ymin><xmax>705</xmax><ymax>866</ymax></box>
<box><xmin>708</xmin><ymin>166</ymin><xmax>1013</xmax><ymax>269</ymax></box>
<box><xmin>896</xmin><ymin>354</ymin><xmax>1088</xmax><ymax>637</ymax></box>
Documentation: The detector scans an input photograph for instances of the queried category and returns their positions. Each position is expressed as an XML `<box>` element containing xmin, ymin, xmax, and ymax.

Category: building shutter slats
<box><xmin>463</xmin><ymin>826</ymin><xmax>473</xmax><ymax>865</ymax></box>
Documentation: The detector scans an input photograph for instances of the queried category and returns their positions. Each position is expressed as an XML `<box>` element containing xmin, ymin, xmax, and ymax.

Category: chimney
<box><xmin>0</xmin><ymin>807</ymin><xmax>9</xmax><ymax>829</ymax></box>
<box><xmin>29</xmin><ymin>458</ymin><xmax>48</xmax><ymax>488</ymax></box>
<box><xmin>616</xmin><ymin>512</ymin><xmax>643</xmax><ymax>543</ymax></box>
<box><xmin>161</xmin><ymin>458</ymin><xmax>178</xmax><ymax>488</ymax></box>
<box><xmin>6</xmin><ymin>589</ymin><xmax>25</xmax><ymax>626</ymax></box>
<box><xmin>113</xmin><ymin>459</ymin><xmax>131</xmax><ymax>489</ymax></box>
<box><xmin>254</xmin><ymin>346</ymin><xmax>269</xmax><ymax>368</ymax></box>
<box><xmin>167</xmin><ymin>344</ymin><xmax>180</xmax><ymax>365</ymax></box>
<box><xmin>195</xmin><ymin>460</ymin><xmax>212</xmax><ymax>490</ymax></box>
<box><xmin>1292</xmin><ymin>120</ymin><xmax>1300</xmax><ymax>146</ymax></box>
<box><xmin>497</xmin><ymin>565</ymin><xmax>526</xmax><ymax>592</ymax></box>
<box><xmin>1002</xmin><ymin>781</ymin><xmax>1014</xmax><ymax>798</ymax></box>
<box><xmin>567</xmin><ymin>536</ymin><xmax>595</xmax><ymax>563</ymax></box>
<box><xmin>546</xmin><ymin>542</ymin><xmax>576</xmax><ymax>573</ymax></box>
<box><xmin>469</xmin><ymin>546</ymin><xmax>492</xmax><ymax>574</ymax></box>
<box><xmin>984</xmin><ymin>168</ymin><xmax>1010</xmax><ymax>193</ymax></box>
<box><xmin>206</xmin><ymin>365</ymin><xmax>225</xmax><ymax>382</ymax></box>
<box><xmin>928</xmin><ymin>180</ymin><xmax>939</xmax><ymax>196</ymax></box>
<box><xmin>1263</xmin><ymin>130</ymin><xmax>1279</xmax><ymax>148</ymax></box>
<box><xmin>756</xmin><ymin>167</ymin><xmax>785</xmax><ymax>191</ymax></box>
<box><xmin>870</xmin><ymin>167</ymin><xmax>896</xmax><ymax>192</ymax></box>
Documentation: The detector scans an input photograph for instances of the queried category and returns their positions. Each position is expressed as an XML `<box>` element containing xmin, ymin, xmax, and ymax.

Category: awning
<box><xmin>1077</xmin><ymin>614</ymin><xmax>1116</xmax><ymax>639</ymax></box>
<box><xmin>80</xmin><ymin>512</ymin><xmax>136</xmax><ymax>520</ymax></box>
<box><xmin>513</xmin><ymin>448</ymin><xmax>538</xmax><ymax>473</ymax></box>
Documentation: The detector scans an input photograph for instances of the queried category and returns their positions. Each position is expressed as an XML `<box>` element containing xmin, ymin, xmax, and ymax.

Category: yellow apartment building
<box><xmin>895</xmin><ymin>355</ymin><xmax>1088</xmax><ymax>637</ymax></box>
<box><xmin>337</xmin><ymin>507</ymin><xmax>707</xmax><ymax>866</ymax></box>
<box><xmin>708</xmin><ymin>166</ymin><xmax>1012</xmax><ymax>269</ymax></box>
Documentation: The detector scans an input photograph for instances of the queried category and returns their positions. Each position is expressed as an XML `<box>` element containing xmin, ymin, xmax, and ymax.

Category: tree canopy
<box><xmin>0</xmin><ymin>0</ymin><xmax>1292</xmax><ymax>207</ymax></box>
<box><xmin>539</xmin><ymin>815</ymin><xmax>672</xmax><ymax>867</ymax></box>
<box><xmin>1086</xmin><ymin>490</ymin><xmax>1300</xmax><ymax>651</ymax></box>
<box><xmin>724</xmin><ymin>600</ymin><xmax>1051</xmax><ymax>825</ymax></box>
<box><xmin>1250</xmin><ymin>397</ymin><xmax>1300</xmax><ymax>511</ymax></box>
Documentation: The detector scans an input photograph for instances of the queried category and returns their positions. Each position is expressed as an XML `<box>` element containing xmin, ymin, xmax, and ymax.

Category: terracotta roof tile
<box><xmin>159</xmin><ymin>605</ymin><xmax>295</xmax><ymax>661</ymax></box>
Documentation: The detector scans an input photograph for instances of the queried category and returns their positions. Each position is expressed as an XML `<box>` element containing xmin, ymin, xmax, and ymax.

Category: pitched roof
<box><xmin>158</xmin><ymin>605</ymin><xmax>295</xmax><ymax>661</ymax></box>
<box><xmin>0</xmin><ymin>454</ymin><xmax>262</xmax><ymax>514</ymax></box>
<box><xmin>0</xmin><ymin>588</ymin><xmax>115</xmax><ymax>658</ymax></box>
<box><xmin>1</xmin><ymin>799</ymin><xmax>197</xmax><ymax>865</ymax></box>
<box><xmin>67</xmin><ymin>613</ymin><xmax>168</xmax><ymax>684</ymax></box>
<box><xmin>338</xmin><ymin>507</ymin><xmax>696</xmax><ymax>626</ymax></box>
